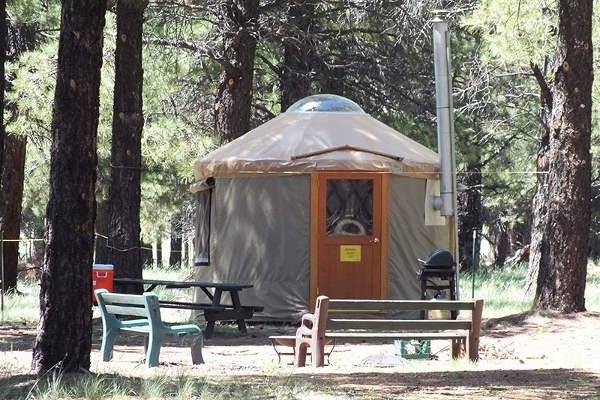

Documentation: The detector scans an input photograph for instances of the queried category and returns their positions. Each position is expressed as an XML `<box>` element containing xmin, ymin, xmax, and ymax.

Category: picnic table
<box><xmin>113</xmin><ymin>278</ymin><xmax>263</xmax><ymax>338</ymax></box>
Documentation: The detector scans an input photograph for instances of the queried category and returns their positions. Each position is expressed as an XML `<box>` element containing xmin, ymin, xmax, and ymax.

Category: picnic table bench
<box><xmin>273</xmin><ymin>296</ymin><xmax>484</xmax><ymax>367</ymax></box>
<box><xmin>94</xmin><ymin>288</ymin><xmax>204</xmax><ymax>367</ymax></box>
<box><xmin>113</xmin><ymin>278</ymin><xmax>264</xmax><ymax>338</ymax></box>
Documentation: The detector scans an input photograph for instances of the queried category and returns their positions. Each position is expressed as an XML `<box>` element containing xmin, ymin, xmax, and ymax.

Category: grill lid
<box><xmin>418</xmin><ymin>248</ymin><xmax>455</xmax><ymax>268</ymax></box>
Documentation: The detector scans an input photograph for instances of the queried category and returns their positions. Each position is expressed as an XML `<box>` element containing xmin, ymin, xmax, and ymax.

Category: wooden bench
<box><xmin>95</xmin><ymin>289</ymin><xmax>204</xmax><ymax>367</ymax></box>
<box><xmin>269</xmin><ymin>296</ymin><xmax>334</xmax><ymax>364</ymax></box>
<box><xmin>293</xmin><ymin>296</ymin><xmax>484</xmax><ymax>367</ymax></box>
<box><xmin>269</xmin><ymin>335</ymin><xmax>336</xmax><ymax>364</ymax></box>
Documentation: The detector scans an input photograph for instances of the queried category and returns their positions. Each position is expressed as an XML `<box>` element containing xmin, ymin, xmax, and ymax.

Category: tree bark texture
<box><xmin>214</xmin><ymin>0</ymin><xmax>259</xmax><ymax>143</ymax></box>
<box><xmin>108</xmin><ymin>0</ymin><xmax>147</xmax><ymax>293</ymax></box>
<box><xmin>534</xmin><ymin>0</ymin><xmax>593</xmax><ymax>312</ymax></box>
<box><xmin>527</xmin><ymin>62</ymin><xmax>552</xmax><ymax>294</ymax></box>
<box><xmin>0</xmin><ymin>20</ymin><xmax>37</xmax><ymax>292</ymax></box>
<box><xmin>491</xmin><ymin>218</ymin><xmax>514</xmax><ymax>267</ymax></box>
<box><xmin>93</xmin><ymin>200</ymin><xmax>110</xmax><ymax>263</ymax></box>
<box><xmin>280</xmin><ymin>1</ymin><xmax>316</xmax><ymax>111</ymax></box>
<box><xmin>0</xmin><ymin>0</ymin><xmax>6</xmax><ymax>191</ymax></box>
<box><xmin>0</xmin><ymin>134</ymin><xmax>26</xmax><ymax>292</ymax></box>
<box><xmin>169</xmin><ymin>231</ymin><xmax>182</xmax><ymax>266</ymax></box>
<box><xmin>457</xmin><ymin>162</ymin><xmax>483</xmax><ymax>271</ymax></box>
<box><xmin>32</xmin><ymin>0</ymin><xmax>106</xmax><ymax>374</ymax></box>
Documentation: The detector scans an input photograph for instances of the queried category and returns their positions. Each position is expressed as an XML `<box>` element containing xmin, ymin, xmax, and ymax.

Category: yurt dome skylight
<box><xmin>286</xmin><ymin>94</ymin><xmax>365</xmax><ymax>113</ymax></box>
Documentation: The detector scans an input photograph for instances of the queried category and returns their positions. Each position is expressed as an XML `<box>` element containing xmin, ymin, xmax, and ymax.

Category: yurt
<box><xmin>190</xmin><ymin>94</ymin><xmax>452</xmax><ymax>321</ymax></box>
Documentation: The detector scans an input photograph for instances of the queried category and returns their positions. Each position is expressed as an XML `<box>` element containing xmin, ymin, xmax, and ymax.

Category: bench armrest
<box><xmin>300</xmin><ymin>312</ymin><xmax>315</xmax><ymax>324</ymax></box>
<box><xmin>119</xmin><ymin>319</ymin><xmax>150</xmax><ymax>328</ymax></box>
<box><xmin>295</xmin><ymin>312</ymin><xmax>317</xmax><ymax>337</ymax></box>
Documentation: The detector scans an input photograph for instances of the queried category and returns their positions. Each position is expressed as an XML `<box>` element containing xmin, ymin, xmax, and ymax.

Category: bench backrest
<box><xmin>328</xmin><ymin>299</ymin><xmax>479</xmax><ymax>312</ymax></box>
<box><xmin>95</xmin><ymin>289</ymin><xmax>164</xmax><ymax>327</ymax></box>
<box><xmin>312</xmin><ymin>295</ymin><xmax>330</xmax><ymax>339</ymax></box>
<box><xmin>326</xmin><ymin>299</ymin><xmax>484</xmax><ymax>332</ymax></box>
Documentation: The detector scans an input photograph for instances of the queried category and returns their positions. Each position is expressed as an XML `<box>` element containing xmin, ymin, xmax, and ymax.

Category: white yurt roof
<box><xmin>192</xmin><ymin>95</ymin><xmax>440</xmax><ymax>186</ymax></box>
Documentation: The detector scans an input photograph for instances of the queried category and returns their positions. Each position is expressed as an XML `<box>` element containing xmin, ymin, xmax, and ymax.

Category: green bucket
<box><xmin>394</xmin><ymin>339</ymin><xmax>431</xmax><ymax>360</ymax></box>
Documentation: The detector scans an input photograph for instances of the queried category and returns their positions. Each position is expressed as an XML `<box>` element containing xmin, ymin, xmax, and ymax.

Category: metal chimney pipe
<box><xmin>433</xmin><ymin>12</ymin><xmax>460</xmax><ymax>299</ymax></box>
<box><xmin>432</xmin><ymin>12</ymin><xmax>457</xmax><ymax>217</ymax></box>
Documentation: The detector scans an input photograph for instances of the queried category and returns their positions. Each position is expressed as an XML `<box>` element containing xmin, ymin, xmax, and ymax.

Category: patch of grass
<box><xmin>584</xmin><ymin>261</ymin><xmax>600</xmax><ymax>311</ymax></box>
<box><xmin>28</xmin><ymin>370</ymin><xmax>112</xmax><ymax>400</ymax></box>
<box><xmin>4</xmin><ymin>260</ymin><xmax>600</xmax><ymax>326</ymax></box>
<box><xmin>4</xmin><ymin>261</ymin><xmax>600</xmax><ymax>325</ymax></box>
<box><xmin>0</xmin><ymin>364</ymin><xmax>354</xmax><ymax>400</ymax></box>
<box><xmin>461</xmin><ymin>261</ymin><xmax>600</xmax><ymax>318</ymax></box>
<box><xmin>0</xmin><ymin>280</ymin><xmax>40</xmax><ymax>324</ymax></box>
<box><xmin>141</xmin><ymin>264</ymin><xmax>201</xmax><ymax>323</ymax></box>
<box><xmin>460</xmin><ymin>263</ymin><xmax>534</xmax><ymax>319</ymax></box>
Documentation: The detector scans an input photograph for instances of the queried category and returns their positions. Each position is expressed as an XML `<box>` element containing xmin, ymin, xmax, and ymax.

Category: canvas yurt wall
<box><xmin>193</xmin><ymin>175</ymin><xmax>312</xmax><ymax>321</ymax></box>
<box><xmin>191</xmin><ymin>94</ymin><xmax>451</xmax><ymax>321</ymax></box>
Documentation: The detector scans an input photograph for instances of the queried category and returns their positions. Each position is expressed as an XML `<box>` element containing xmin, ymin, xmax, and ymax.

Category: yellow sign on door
<box><xmin>340</xmin><ymin>245</ymin><xmax>361</xmax><ymax>262</ymax></box>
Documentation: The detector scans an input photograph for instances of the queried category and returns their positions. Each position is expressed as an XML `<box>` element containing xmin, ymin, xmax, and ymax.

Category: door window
<box><xmin>325</xmin><ymin>179</ymin><xmax>373</xmax><ymax>236</ymax></box>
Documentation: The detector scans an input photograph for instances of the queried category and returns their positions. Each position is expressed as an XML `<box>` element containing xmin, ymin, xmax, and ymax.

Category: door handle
<box><xmin>371</xmin><ymin>238</ymin><xmax>380</xmax><ymax>243</ymax></box>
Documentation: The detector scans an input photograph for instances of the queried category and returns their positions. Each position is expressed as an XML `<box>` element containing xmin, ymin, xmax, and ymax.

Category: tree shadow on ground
<box><xmin>482</xmin><ymin>310</ymin><xmax>600</xmax><ymax>339</ymax></box>
<box><xmin>2</xmin><ymin>368</ymin><xmax>597</xmax><ymax>399</ymax></box>
<box><xmin>218</xmin><ymin>368</ymin><xmax>600</xmax><ymax>399</ymax></box>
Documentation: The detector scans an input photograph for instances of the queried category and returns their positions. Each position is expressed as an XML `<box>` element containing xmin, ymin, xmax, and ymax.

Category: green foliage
<box><xmin>7</xmin><ymin>0</ymin><xmax>61</xmax><ymax>26</ymax></box>
<box><xmin>457</xmin><ymin>2</ymin><xmax>555</xmax><ymax>247</ymax></box>
<box><xmin>462</xmin><ymin>0</ymin><xmax>557</xmax><ymax>69</ymax></box>
<box><xmin>10</xmin><ymin>0</ymin><xmax>600</xmax><ymax>266</ymax></box>
<box><xmin>12</xmin><ymin>7</ymin><xmax>219</xmax><ymax>243</ymax></box>
<box><xmin>461</xmin><ymin>0</ymin><xmax>600</xmax><ymax>258</ymax></box>
<box><xmin>5</xmin><ymin>47</ymin><xmax>55</xmax><ymax>139</ymax></box>
<box><xmin>6</xmin><ymin>42</ymin><xmax>56</xmax><ymax>231</ymax></box>
<box><xmin>96</xmin><ymin>13</ymin><xmax>117</xmax><ymax>202</ymax></box>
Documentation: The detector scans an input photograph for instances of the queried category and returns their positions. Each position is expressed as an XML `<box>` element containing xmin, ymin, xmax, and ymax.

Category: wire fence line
<box><xmin>0</xmin><ymin>232</ymin><xmax>196</xmax><ymax>273</ymax></box>
<box><xmin>1</xmin><ymin>232</ymin><xmax>191</xmax><ymax>253</ymax></box>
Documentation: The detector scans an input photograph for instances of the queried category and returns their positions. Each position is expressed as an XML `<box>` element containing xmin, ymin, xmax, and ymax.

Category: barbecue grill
<box><xmin>416</xmin><ymin>249</ymin><xmax>457</xmax><ymax>319</ymax></box>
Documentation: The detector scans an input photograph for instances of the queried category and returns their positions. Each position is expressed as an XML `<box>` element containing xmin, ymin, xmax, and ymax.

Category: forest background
<box><xmin>0</xmin><ymin>1</ymin><xmax>598</xmax><ymax>289</ymax></box>
<box><xmin>0</xmin><ymin>0</ymin><xmax>597</xmax><ymax>375</ymax></box>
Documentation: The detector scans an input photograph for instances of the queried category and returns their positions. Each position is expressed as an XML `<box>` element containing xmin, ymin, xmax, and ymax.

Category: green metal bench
<box><xmin>95</xmin><ymin>289</ymin><xmax>204</xmax><ymax>367</ymax></box>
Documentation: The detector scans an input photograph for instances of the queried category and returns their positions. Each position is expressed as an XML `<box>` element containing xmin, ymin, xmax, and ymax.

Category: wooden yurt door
<box><xmin>311</xmin><ymin>172</ymin><xmax>388</xmax><ymax>302</ymax></box>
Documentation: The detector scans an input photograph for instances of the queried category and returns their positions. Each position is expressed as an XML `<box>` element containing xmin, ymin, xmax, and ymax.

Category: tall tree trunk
<box><xmin>457</xmin><ymin>162</ymin><xmax>483</xmax><ymax>271</ymax></box>
<box><xmin>169</xmin><ymin>219</ymin><xmax>182</xmax><ymax>266</ymax></box>
<box><xmin>32</xmin><ymin>0</ymin><xmax>106</xmax><ymax>374</ymax></box>
<box><xmin>533</xmin><ymin>0</ymin><xmax>593</xmax><ymax>312</ymax></box>
<box><xmin>527</xmin><ymin>60</ymin><xmax>552</xmax><ymax>294</ymax></box>
<box><xmin>492</xmin><ymin>218</ymin><xmax>513</xmax><ymax>267</ymax></box>
<box><xmin>108</xmin><ymin>0</ymin><xmax>147</xmax><ymax>294</ymax></box>
<box><xmin>0</xmin><ymin>20</ymin><xmax>37</xmax><ymax>292</ymax></box>
<box><xmin>94</xmin><ymin>200</ymin><xmax>110</xmax><ymax>262</ymax></box>
<box><xmin>318</xmin><ymin>60</ymin><xmax>345</xmax><ymax>95</ymax></box>
<box><xmin>280</xmin><ymin>0</ymin><xmax>315</xmax><ymax>111</ymax></box>
<box><xmin>0</xmin><ymin>134</ymin><xmax>26</xmax><ymax>292</ymax></box>
<box><xmin>0</xmin><ymin>0</ymin><xmax>5</xmax><ymax>193</ymax></box>
<box><xmin>214</xmin><ymin>0</ymin><xmax>259</xmax><ymax>143</ymax></box>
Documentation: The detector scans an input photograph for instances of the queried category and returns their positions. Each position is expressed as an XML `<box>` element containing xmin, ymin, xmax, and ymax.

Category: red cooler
<box><xmin>92</xmin><ymin>264</ymin><xmax>114</xmax><ymax>302</ymax></box>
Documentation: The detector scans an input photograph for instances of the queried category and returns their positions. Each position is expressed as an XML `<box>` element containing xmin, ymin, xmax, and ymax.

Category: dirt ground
<box><xmin>2</xmin><ymin>311</ymin><xmax>600</xmax><ymax>399</ymax></box>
